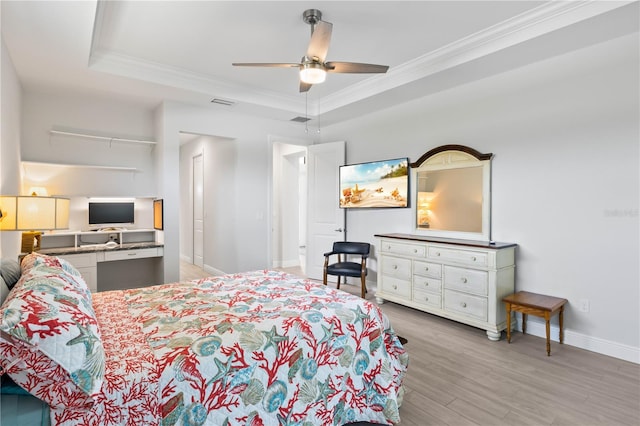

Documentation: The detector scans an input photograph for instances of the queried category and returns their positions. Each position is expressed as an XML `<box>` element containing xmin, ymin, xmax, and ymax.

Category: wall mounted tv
<box><xmin>339</xmin><ymin>158</ymin><xmax>409</xmax><ymax>209</ymax></box>
<box><xmin>88</xmin><ymin>201</ymin><xmax>135</xmax><ymax>228</ymax></box>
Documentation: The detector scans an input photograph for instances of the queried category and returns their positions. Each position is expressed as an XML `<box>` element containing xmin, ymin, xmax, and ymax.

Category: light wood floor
<box><xmin>180</xmin><ymin>262</ymin><xmax>640</xmax><ymax>425</ymax></box>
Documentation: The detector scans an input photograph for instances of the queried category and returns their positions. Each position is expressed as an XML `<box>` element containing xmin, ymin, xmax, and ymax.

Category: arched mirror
<box><xmin>411</xmin><ymin>145</ymin><xmax>493</xmax><ymax>241</ymax></box>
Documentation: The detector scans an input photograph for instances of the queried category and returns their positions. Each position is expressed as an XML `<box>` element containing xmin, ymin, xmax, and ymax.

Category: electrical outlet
<box><xmin>579</xmin><ymin>298</ymin><xmax>590</xmax><ymax>313</ymax></box>
<box><xmin>108</xmin><ymin>233</ymin><xmax>118</xmax><ymax>242</ymax></box>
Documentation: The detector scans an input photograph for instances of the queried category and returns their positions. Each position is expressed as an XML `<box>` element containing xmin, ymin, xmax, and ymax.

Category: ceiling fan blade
<box><xmin>306</xmin><ymin>20</ymin><xmax>332</xmax><ymax>62</ymax></box>
<box><xmin>299</xmin><ymin>81</ymin><xmax>312</xmax><ymax>93</ymax></box>
<box><xmin>232</xmin><ymin>63</ymin><xmax>300</xmax><ymax>68</ymax></box>
<box><xmin>325</xmin><ymin>62</ymin><xmax>389</xmax><ymax>74</ymax></box>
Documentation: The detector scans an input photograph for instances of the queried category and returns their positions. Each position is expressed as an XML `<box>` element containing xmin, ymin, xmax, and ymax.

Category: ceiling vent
<box><xmin>210</xmin><ymin>98</ymin><xmax>235</xmax><ymax>106</ymax></box>
<box><xmin>290</xmin><ymin>116</ymin><xmax>311</xmax><ymax>123</ymax></box>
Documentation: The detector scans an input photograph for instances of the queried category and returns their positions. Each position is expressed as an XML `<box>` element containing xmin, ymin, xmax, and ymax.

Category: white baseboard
<box><xmin>515</xmin><ymin>318</ymin><xmax>639</xmax><ymax>364</ymax></box>
<box><xmin>180</xmin><ymin>254</ymin><xmax>192</xmax><ymax>263</ymax></box>
<box><xmin>203</xmin><ymin>264</ymin><xmax>225</xmax><ymax>277</ymax></box>
<box><xmin>271</xmin><ymin>259</ymin><xmax>299</xmax><ymax>268</ymax></box>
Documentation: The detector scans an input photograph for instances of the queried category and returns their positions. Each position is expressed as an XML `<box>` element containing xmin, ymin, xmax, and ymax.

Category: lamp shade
<box><xmin>18</xmin><ymin>196</ymin><xmax>55</xmax><ymax>229</ymax></box>
<box><xmin>0</xmin><ymin>195</ymin><xmax>70</xmax><ymax>231</ymax></box>
<box><xmin>55</xmin><ymin>198</ymin><xmax>70</xmax><ymax>229</ymax></box>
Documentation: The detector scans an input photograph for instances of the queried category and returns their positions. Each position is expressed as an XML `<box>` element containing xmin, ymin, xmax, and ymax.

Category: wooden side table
<box><xmin>502</xmin><ymin>291</ymin><xmax>568</xmax><ymax>356</ymax></box>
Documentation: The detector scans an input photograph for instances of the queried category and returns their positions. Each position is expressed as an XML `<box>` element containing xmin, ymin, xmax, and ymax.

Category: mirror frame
<box><xmin>411</xmin><ymin>145</ymin><xmax>493</xmax><ymax>241</ymax></box>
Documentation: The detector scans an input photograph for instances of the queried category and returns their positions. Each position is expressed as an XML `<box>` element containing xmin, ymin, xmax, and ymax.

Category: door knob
<box><xmin>334</xmin><ymin>228</ymin><xmax>344</xmax><ymax>232</ymax></box>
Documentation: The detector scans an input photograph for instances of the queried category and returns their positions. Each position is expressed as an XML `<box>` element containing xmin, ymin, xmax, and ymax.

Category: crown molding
<box><xmin>318</xmin><ymin>0</ymin><xmax>635</xmax><ymax>115</ymax></box>
<box><xmin>89</xmin><ymin>49</ymin><xmax>307</xmax><ymax>114</ymax></box>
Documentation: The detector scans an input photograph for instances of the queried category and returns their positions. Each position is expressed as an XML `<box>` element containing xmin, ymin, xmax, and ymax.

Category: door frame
<box><xmin>192</xmin><ymin>152</ymin><xmax>204</xmax><ymax>268</ymax></box>
<box><xmin>267</xmin><ymin>135</ymin><xmax>308</xmax><ymax>271</ymax></box>
<box><xmin>267</xmin><ymin>136</ymin><xmax>346</xmax><ymax>278</ymax></box>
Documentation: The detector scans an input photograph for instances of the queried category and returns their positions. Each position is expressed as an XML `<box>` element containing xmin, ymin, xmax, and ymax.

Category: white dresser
<box><xmin>375</xmin><ymin>233</ymin><xmax>516</xmax><ymax>340</ymax></box>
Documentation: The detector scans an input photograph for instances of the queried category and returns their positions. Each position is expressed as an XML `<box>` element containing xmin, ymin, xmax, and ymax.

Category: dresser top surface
<box><xmin>375</xmin><ymin>233</ymin><xmax>517</xmax><ymax>249</ymax></box>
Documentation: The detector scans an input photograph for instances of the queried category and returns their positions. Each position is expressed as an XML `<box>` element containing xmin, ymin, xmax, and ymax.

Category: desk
<box><xmin>502</xmin><ymin>291</ymin><xmax>568</xmax><ymax>356</ymax></box>
<box><xmin>38</xmin><ymin>230</ymin><xmax>164</xmax><ymax>292</ymax></box>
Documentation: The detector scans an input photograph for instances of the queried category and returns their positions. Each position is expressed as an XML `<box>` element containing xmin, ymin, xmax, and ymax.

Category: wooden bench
<box><xmin>502</xmin><ymin>291</ymin><xmax>568</xmax><ymax>356</ymax></box>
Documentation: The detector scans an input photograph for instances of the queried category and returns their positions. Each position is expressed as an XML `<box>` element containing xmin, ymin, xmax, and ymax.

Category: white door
<box><xmin>305</xmin><ymin>141</ymin><xmax>346</xmax><ymax>280</ymax></box>
<box><xmin>193</xmin><ymin>154</ymin><xmax>204</xmax><ymax>268</ymax></box>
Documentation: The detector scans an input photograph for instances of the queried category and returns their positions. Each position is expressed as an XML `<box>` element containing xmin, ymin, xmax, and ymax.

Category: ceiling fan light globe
<box><xmin>300</xmin><ymin>63</ymin><xmax>326</xmax><ymax>84</ymax></box>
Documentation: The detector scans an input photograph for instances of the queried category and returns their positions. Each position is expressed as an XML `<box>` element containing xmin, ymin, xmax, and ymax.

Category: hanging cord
<box><xmin>305</xmin><ymin>92</ymin><xmax>309</xmax><ymax>134</ymax></box>
<box><xmin>316</xmin><ymin>95</ymin><xmax>321</xmax><ymax>134</ymax></box>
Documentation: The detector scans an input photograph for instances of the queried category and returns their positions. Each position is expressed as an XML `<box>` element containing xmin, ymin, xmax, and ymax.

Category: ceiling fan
<box><xmin>232</xmin><ymin>9</ymin><xmax>389</xmax><ymax>92</ymax></box>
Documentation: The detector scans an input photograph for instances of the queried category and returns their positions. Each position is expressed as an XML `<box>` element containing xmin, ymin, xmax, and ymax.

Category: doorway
<box><xmin>272</xmin><ymin>142</ymin><xmax>307</xmax><ymax>274</ymax></box>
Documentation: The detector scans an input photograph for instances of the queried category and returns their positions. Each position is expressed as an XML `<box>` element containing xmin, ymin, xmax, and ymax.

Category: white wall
<box><xmin>320</xmin><ymin>34</ymin><xmax>639</xmax><ymax>360</ymax></box>
<box><xmin>20</xmin><ymin>91</ymin><xmax>156</xmax><ymax>197</ymax></box>
<box><xmin>0</xmin><ymin>36</ymin><xmax>23</xmax><ymax>257</ymax></box>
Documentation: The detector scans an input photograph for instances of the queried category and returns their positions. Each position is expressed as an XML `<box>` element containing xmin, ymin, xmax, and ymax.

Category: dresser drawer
<box><xmin>413</xmin><ymin>260</ymin><xmax>442</xmax><ymax>279</ymax></box>
<box><xmin>381</xmin><ymin>276</ymin><xmax>411</xmax><ymax>299</ymax></box>
<box><xmin>381</xmin><ymin>241</ymin><xmax>426</xmax><ymax>258</ymax></box>
<box><xmin>58</xmin><ymin>253</ymin><xmax>97</xmax><ymax>268</ymax></box>
<box><xmin>413</xmin><ymin>276</ymin><xmax>442</xmax><ymax>294</ymax></box>
<box><xmin>444</xmin><ymin>266</ymin><xmax>488</xmax><ymax>296</ymax></box>
<box><xmin>381</xmin><ymin>255</ymin><xmax>411</xmax><ymax>280</ymax></box>
<box><xmin>413</xmin><ymin>289</ymin><xmax>442</xmax><ymax>309</ymax></box>
<box><xmin>103</xmin><ymin>248</ymin><xmax>161</xmax><ymax>262</ymax></box>
<box><xmin>444</xmin><ymin>290</ymin><xmax>487</xmax><ymax>321</ymax></box>
<box><xmin>428</xmin><ymin>246</ymin><xmax>488</xmax><ymax>267</ymax></box>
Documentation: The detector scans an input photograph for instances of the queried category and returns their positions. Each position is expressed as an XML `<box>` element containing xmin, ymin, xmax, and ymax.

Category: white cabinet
<box><xmin>376</xmin><ymin>234</ymin><xmax>516</xmax><ymax>340</ymax></box>
<box><xmin>57</xmin><ymin>253</ymin><xmax>98</xmax><ymax>293</ymax></box>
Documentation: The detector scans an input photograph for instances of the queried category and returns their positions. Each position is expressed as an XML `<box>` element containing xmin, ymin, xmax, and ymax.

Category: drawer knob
<box><xmin>424</xmin><ymin>266</ymin><xmax>429</xmax><ymax>271</ymax></box>
<box><xmin>424</xmin><ymin>282</ymin><xmax>429</xmax><ymax>287</ymax></box>
<box><xmin>393</xmin><ymin>265</ymin><xmax>398</xmax><ymax>270</ymax></box>
<box><xmin>424</xmin><ymin>296</ymin><xmax>429</xmax><ymax>302</ymax></box>
<box><xmin>436</xmin><ymin>252</ymin><xmax>441</xmax><ymax>256</ymax></box>
<box><xmin>392</xmin><ymin>284</ymin><xmax>398</xmax><ymax>290</ymax></box>
<box><xmin>471</xmin><ymin>256</ymin><xmax>477</xmax><ymax>261</ymax></box>
<box><xmin>413</xmin><ymin>248</ymin><xmax>418</xmax><ymax>253</ymax></box>
<box><xmin>461</xmin><ymin>277</ymin><xmax>468</xmax><ymax>283</ymax></box>
<box><xmin>461</xmin><ymin>302</ymin><xmax>467</xmax><ymax>308</ymax></box>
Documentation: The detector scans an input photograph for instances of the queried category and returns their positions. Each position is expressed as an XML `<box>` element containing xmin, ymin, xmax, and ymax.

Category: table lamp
<box><xmin>0</xmin><ymin>195</ymin><xmax>70</xmax><ymax>252</ymax></box>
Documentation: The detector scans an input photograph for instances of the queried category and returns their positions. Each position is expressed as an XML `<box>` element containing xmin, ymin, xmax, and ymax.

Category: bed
<box><xmin>1</xmin><ymin>253</ymin><xmax>408</xmax><ymax>425</ymax></box>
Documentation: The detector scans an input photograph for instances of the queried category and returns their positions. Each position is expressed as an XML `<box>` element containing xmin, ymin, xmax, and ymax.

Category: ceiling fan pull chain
<box><xmin>316</xmin><ymin>95</ymin><xmax>321</xmax><ymax>134</ymax></box>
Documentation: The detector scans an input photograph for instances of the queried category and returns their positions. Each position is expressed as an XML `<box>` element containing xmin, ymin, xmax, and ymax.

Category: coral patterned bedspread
<box><xmin>52</xmin><ymin>270</ymin><xmax>408</xmax><ymax>426</ymax></box>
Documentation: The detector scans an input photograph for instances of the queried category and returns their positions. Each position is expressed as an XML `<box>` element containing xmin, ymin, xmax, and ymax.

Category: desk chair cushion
<box><xmin>326</xmin><ymin>261</ymin><xmax>367</xmax><ymax>277</ymax></box>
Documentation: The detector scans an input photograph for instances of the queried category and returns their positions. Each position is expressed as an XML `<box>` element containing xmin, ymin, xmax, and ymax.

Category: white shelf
<box><xmin>22</xmin><ymin>161</ymin><xmax>139</xmax><ymax>172</ymax></box>
<box><xmin>50</xmin><ymin>129</ymin><xmax>156</xmax><ymax>146</ymax></box>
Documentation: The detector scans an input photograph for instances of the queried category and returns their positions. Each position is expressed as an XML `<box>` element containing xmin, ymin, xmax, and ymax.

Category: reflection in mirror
<box><xmin>417</xmin><ymin>167</ymin><xmax>483</xmax><ymax>232</ymax></box>
<box><xmin>411</xmin><ymin>145</ymin><xmax>493</xmax><ymax>241</ymax></box>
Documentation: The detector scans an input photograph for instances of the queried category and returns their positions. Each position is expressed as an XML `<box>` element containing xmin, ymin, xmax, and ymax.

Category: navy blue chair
<box><xmin>322</xmin><ymin>241</ymin><xmax>370</xmax><ymax>298</ymax></box>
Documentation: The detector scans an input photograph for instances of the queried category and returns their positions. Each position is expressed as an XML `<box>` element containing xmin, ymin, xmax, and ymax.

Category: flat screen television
<box><xmin>339</xmin><ymin>157</ymin><xmax>409</xmax><ymax>209</ymax></box>
<box><xmin>88</xmin><ymin>202</ymin><xmax>135</xmax><ymax>229</ymax></box>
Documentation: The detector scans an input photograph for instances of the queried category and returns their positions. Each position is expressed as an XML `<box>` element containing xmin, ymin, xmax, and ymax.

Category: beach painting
<box><xmin>339</xmin><ymin>158</ymin><xmax>409</xmax><ymax>208</ymax></box>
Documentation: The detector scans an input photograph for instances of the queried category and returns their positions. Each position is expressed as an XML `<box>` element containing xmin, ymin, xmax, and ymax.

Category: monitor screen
<box><xmin>88</xmin><ymin>202</ymin><xmax>135</xmax><ymax>226</ymax></box>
